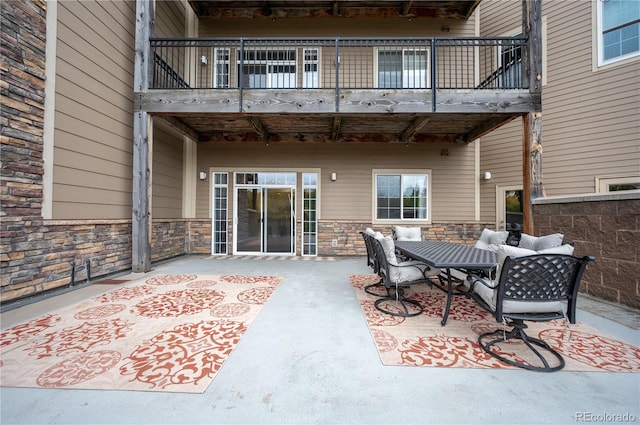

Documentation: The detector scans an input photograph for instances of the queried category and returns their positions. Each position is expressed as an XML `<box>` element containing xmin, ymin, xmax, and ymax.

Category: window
<box><xmin>302</xmin><ymin>173</ymin><xmax>318</xmax><ymax>256</ymax></box>
<box><xmin>598</xmin><ymin>0</ymin><xmax>640</xmax><ymax>65</ymax></box>
<box><xmin>303</xmin><ymin>48</ymin><xmax>320</xmax><ymax>88</ymax></box>
<box><xmin>597</xmin><ymin>176</ymin><xmax>640</xmax><ymax>192</ymax></box>
<box><xmin>377</xmin><ymin>48</ymin><xmax>429</xmax><ymax>88</ymax></box>
<box><xmin>212</xmin><ymin>172</ymin><xmax>229</xmax><ymax>255</ymax></box>
<box><xmin>214</xmin><ymin>48</ymin><xmax>230</xmax><ymax>88</ymax></box>
<box><xmin>375</xmin><ymin>172</ymin><xmax>429</xmax><ymax>220</ymax></box>
<box><xmin>237</xmin><ymin>49</ymin><xmax>297</xmax><ymax>88</ymax></box>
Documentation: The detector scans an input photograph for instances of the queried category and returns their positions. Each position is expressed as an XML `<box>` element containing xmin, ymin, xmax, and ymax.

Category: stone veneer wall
<box><xmin>317</xmin><ymin>220</ymin><xmax>490</xmax><ymax>256</ymax></box>
<box><xmin>533</xmin><ymin>193</ymin><xmax>640</xmax><ymax>310</ymax></box>
<box><xmin>1</xmin><ymin>219</ymin><xmax>193</xmax><ymax>303</ymax></box>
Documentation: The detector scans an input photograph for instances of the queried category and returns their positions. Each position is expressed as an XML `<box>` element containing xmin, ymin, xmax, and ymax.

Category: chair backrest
<box><xmin>370</xmin><ymin>236</ymin><xmax>393</xmax><ymax>286</ymax></box>
<box><xmin>360</xmin><ymin>231</ymin><xmax>377</xmax><ymax>272</ymax></box>
<box><xmin>496</xmin><ymin>253</ymin><xmax>594</xmax><ymax>323</ymax></box>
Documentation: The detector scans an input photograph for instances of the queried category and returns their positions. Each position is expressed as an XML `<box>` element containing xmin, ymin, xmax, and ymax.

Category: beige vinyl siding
<box><xmin>154</xmin><ymin>0</ymin><xmax>186</xmax><ymax>38</ymax></box>
<box><xmin>477</xmin><ymin>121</ymin><xmax>522</xmax><ymax>224</ymax></box>
<box><xmin>52</xmin><ymin>0</ymin><xmax>135</xmax><ymax>219</ymax></box>
<box><xmin>480</xmin><ymin>0</ymin><xmax>640</xmax><ymax>198</ymax></box>
<box><xmin>195</xmin><ymin>143</ymin><xmax>476</xmax><ymax>222</ymax></box>
<box><xmin>152</xmin><ymin>126</ymin><xmax>183</xmax><ymax>218</ymax></box>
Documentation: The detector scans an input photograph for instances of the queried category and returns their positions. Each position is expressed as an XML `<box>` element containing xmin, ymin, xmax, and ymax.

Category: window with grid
<box><xmin>375</xmin><ymin>173</ymin><xmax>429</xmax><ymax>220</ymax></box>
<box><xmin>377</xmin><ymin>48</ymin><xmax>429</xmax><ymax>88</ymax></box>
<box><xmin>598</xmin><ymin>0</ymin><xmax>640</xmax><ymax>65</ymax></box>
<box><xmin>302</xmin><ymin>173</ymin><xmax>318</xmax><ymax>256</ymax></box>
<box><xmin>212</xmin><ymin>172</ymin><xmax>228</xmax><ymax>254</ymax></box>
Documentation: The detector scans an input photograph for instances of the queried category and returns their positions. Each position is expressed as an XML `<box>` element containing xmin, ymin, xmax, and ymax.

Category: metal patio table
<box><xmin>394</xmin><ymin>240</ymin><xmax>498</xmax><ymax>325</ymax></box>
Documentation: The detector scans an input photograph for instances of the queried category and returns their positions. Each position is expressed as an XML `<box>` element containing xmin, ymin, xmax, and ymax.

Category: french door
<box><xmin>235</xmin><ymin>187</ymin><xmax>295</xmax><ymax>254</ymax></box>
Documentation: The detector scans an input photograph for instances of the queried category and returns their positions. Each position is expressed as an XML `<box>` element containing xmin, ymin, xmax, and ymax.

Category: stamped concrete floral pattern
<box><xmin>350</xmin><ymin>274</ymin><xmax>640</xmax><ymax>372</ymax></box>
<box><xmin>0</xmin><ymin>274</ymin><xmax>282</xmax><ymax>393</ymax></box>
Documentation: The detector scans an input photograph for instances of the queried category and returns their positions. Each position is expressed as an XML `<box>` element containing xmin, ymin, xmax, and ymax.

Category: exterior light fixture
<box><xmin>330</xmin><ymin>172</ymin><xmax>337</xmax><ymax>181</ymax></box>
<box><xmin>199</xmin><ymin>171</ymin><xmax>207</xmax><ymax>180</ymax></box>
<box><xmin>483</xmin><ymin>171</ymin><xmax>492</xmax><ymax>180</ymax></box>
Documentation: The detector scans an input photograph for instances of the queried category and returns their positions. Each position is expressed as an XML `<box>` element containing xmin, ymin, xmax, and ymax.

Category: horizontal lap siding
<box><xmin>542</xmin><ymin>0</ymin><xmax>640</xmax><ymax>195</ymax></box>
<box><xmin>152</xmin><ymin>126</ymin><xmax>183</xmax><ymax>219</ymax></box>
<box><xmin>53</xmin><ymin>1</ymin><xmax>135</xmax><ymax>219</ymax></box>
<box><xmin>481</xmin><ymin>0</ymin><xmax>640</xmax><ymax>198</ymax></box>
<box><xmin>195</xmin><ymin>142</ymin><xmax>476</xmax><ymax>222</ymax></box>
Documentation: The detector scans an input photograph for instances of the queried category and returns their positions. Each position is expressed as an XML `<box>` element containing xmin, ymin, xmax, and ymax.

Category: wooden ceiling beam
<box><xmin>331</xmin><ymin>116</ymin><xmax>342</xmax><ymax>142</ymax></box>
<box><xmin>245</xmin><ymin>116</ymin><xmax>271</xmax><ymax>142</ymax></box>
<box><xmin>400</xmin><ymin>116</ymin><xmax>431</xmax><ymax>142</ymax></box>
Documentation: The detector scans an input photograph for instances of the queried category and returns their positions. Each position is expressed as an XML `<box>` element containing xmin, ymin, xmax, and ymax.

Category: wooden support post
<box><xmin>523</xmin><ymin>112</ymin><xmax>543</xmax><ymax>235</ymax></box>
<box><xmin>132</xmin><ymin>0</ymin><xmax>154</xmax><ymax>273</ymax></box>
<box><xmin>132</xmin><ymin>112</ymin><xmax>152</xmax><ymax>272</ymax></box>
<box><xmin>521</xmin><ymin>0</ymin><xmax>543</xmax><ymax>235</ymax></box>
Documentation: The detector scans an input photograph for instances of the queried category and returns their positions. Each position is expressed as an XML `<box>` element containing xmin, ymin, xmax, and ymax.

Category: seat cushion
<box><xmin>393</xmin><ymin>226</ymin><xmax>422</xmax><ymax>241</ymax></box>
<box><xmin>474</xmin><ymin>228</ymin><xmax>509</xmax><ymax>251</ymax></box>
<box><xmin>518</xmin><ymin>233</ymin><xmax>564</xmax><ymax>251</ymax></box>
<box><xmin>364</xmin><ymin>227</ymin><xmax>375</xmax><ymax>236</ymax></box>
<box><xmin>390</xmin><ymin>260</ymin><xmax>440</xmax><ymax>283</ymax></box>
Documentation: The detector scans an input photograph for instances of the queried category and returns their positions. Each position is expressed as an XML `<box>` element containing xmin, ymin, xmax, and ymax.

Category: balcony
<box><xmin>139</xmin><ymin>36</ymin><xmax>538</xmax><ymax>144</ymax></box>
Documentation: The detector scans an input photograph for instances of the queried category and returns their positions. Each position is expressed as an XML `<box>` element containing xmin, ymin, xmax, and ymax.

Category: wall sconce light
<box><xmin>330</xmin><ymin>172</ymin><xmax>337</xmax><ymax>181</ymax></box>
<box><xmin>200</xmin><ymin>55</ymin><xmax>208</xmax><ymax>65</ymax></box>
<box><xmin>483</xmin><ymin>171</ymin><xmax>492</xmax><ymax>180</ymax></box>
<box><xmin>440</xmin><ymin>149</ymin><xmax>449</xmax><ymax>157</ymax></box>
<box><xmin>199</xmin><ymin>171</ymin><xmax>207</xmax><ymax>180</ymax></box>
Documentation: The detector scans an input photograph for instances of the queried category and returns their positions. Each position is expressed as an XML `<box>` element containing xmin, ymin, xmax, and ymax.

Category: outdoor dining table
<box><xmin>394</xmin><ymin>240</ymin><xmax>498</xmax><ymax>325</ymax></box>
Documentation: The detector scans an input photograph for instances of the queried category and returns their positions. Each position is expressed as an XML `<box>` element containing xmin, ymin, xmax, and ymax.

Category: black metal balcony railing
<box><xmin>149</xmin><ymin>37</ymin><xmax>527</xmax><ymax>92</ymax></box>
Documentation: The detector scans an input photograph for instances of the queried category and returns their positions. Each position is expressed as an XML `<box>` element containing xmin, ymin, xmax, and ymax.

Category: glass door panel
<box><xmin>236</xmin><ymin>188</ymin><xmax>262</xmax><ymax>253</ymax></box>
<box><xmin>264</xmin><ymin>188</ymin><xmax>294</xmax><ymax>254</ymax></box>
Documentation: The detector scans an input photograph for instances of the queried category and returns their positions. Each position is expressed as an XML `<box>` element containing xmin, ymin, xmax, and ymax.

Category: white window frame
<box><xmin>237</xmin><ymin>48</ymin><xmax>297</xmax><ymax>88</ymax></box>
<box><xmin>596</xmin><ymin>175</ymin><xmax>640</xmax><ymax>193</ymax></box>
<box><xmin>596</xmin><ymin>0</ymin><xmax>640</xmax><ymax>67</ymax></box>
<box><xmin>373</xmin><ymin>170</ymin><xmax>431</xmax><ymax>223</ymax></box>
<box><xmin>213</xmin><ymin>48</ymin><xmax>230</xmax><ymax>88</ymax></box>
<box><xmin>303</xmin><ymin>48</ymin><xmax>321</xmax><ymax>88</ymax></box>
<box><xmin>374</xmin><ymin>48</ymin><xmax>430</xmax><ymax>89</ymax></box>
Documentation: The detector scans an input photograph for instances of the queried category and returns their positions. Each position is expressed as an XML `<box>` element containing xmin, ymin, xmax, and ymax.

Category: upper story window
<box><xmin>375</xmin><ymin>172</ymin><xmax>430</xmax><ymax>221</ymax></box>
<box><xmin>238</xmin><ymin>49</ymin><xmax>297</xmax><ymax>88</ymax></box>
<box><xmin>376</xmin><ymin>48</ymin><xmax>430</xmax><ymax>88</ymax></box>
<box><xmin>598</xmin><ymin>0</ymin><xmax>640</xmax><ymax>65</ymax></box>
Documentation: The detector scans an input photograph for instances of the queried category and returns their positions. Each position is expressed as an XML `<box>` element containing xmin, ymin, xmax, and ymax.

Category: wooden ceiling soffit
<box><xmin>154</xmin><ymin>115</ymin><xmax>199</xmax><ymax>141</ymax></box>
<box><xmin>187</xmin><ymin>1</ymin><xmax>481</xmax><ymax>20</ymax></box>
<box><xmin>197</xmin><ymin>131</ymin><xmax>458</xmax><ymax>144</ymax></box>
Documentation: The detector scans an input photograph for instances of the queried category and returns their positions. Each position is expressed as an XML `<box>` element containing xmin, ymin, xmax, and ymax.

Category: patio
<box><xmin>1</xmin><ymin>255</ymin><xmax>639</xmax><ymax>425</ymax></box>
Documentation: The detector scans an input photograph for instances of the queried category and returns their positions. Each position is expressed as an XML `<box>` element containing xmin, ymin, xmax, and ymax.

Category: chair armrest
<box><xmin>467</xmin><ymin>274</ymin><xmax>498</xmax><ymax>290</ymax></box>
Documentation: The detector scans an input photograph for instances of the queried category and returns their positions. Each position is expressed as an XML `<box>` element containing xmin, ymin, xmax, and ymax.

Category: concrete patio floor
<box><xmin>1</xmin><ymin>255</ymin><xmax>639</xmax><ymax>425</ymax></box>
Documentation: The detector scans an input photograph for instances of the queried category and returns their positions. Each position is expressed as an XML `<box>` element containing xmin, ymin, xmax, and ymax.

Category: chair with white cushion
<box><xmin>392</xmin><ymin>226</ymin><xmax>422</xmax><ymax>241</ymax></box>
<box><xmin>468</xmin><ymin>244</ymin><xmax>594</xmax><ymax>372</ymax></box>
<box><xmin>371</xmin><ymin>235</ymin><xmax>440</xmax><ymax>317</ymax></box>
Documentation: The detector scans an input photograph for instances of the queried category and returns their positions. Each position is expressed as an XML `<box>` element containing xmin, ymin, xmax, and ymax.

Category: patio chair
<box><xmin>468</xmin><ymin>250</ymin><xmax>594</xmax><ymax>372</ymax></box>
<box><xmin>371</xmin><ymin>235</ymin><xmax>440</xmax><ymax>317</ymax></box>
<box><xmin>360</xmin><ymin>231</ymin><xmax>387</xmax><ymax>296</ymax></box>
